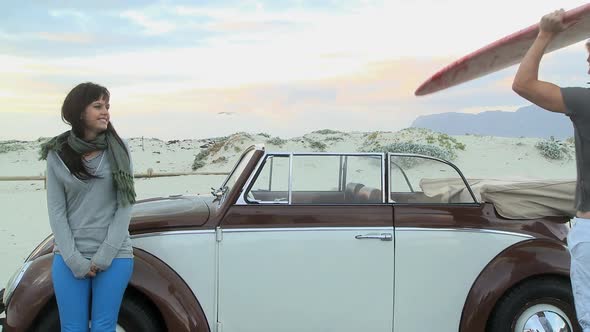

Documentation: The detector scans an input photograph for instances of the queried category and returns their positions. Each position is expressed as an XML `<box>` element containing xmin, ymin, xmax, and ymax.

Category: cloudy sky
<box><xmin>1</xmin><ymin>0</ymin><xmax>588</xmax><ymax>140</ymax></box>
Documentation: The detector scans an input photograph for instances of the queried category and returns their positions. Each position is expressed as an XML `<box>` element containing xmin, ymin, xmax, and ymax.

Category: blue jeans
<box><xmin>568</xmin><ymin>218</ymin><xmax>590</xmax><ymax>332</ymax></box>
<box><xmin>52</xmin><ymin>254</ymin><xmax>133</xmax><ymax>332</ymax></box>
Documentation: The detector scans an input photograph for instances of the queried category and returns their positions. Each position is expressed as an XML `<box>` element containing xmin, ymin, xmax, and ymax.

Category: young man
<box><xmin>512</xmin><ymin>9</ymin><xmax>590</xmax><ymax>331</ymax></box>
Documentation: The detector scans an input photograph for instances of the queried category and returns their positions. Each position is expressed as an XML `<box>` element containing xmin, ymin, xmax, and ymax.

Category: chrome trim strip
<box><xmin>222</xmin><ymin>227</ymin><xmax>394</xmax><ymax>233</ymax></box>
<box><xmin>131</xmin><ymin>229</ymin><xmax>215</xmax><ymax>239</ymax></box>
<box><xmin>395</xmin><ymin>227</ymin><xmax>534</xmax><ymax>239</ymax></box>
<box><xmin>236</xmin><ymin>151</ymin><xmax>268</xmax><ymax>205</ymax></box>
<box><xmin>25</xmin><ymin>234</ymin><xmax>54</xmax><ymax>262</ymax></box>
<box><xmin>288</xmin><ymin>153</ymin><xmax>293</xmax><ymax>204</ymax></box>
<box><xmin>266</xmin><ymin>152</ymin><xmax>385</xmax><ymax>156</ymax></box>
<box><xmin>220</xmin><ymin>227</ymin><xmax>531</xmax><ymax>239</ymax></box>
<box><xmin>381</xmin><ymin>154</ymin><xmax>386</xmax><ymax>203</ymax></box>
<box><xmin>3</xmin><ymin>261</ymin><xmax>32</xmax><ymax>306</ymax></box>
<box><xmin>130</xmin><ymin>227</ymin><xmax>532</xmax><ymax>240</ymax></box>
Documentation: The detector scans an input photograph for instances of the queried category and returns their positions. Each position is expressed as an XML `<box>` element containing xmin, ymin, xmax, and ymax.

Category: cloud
<box><xmin>172</xmin><ymin>1</ymin><xmax>586</xmax><ymax>58</ymax></box>
<box><xmin>96</xmin><ymin>56</ymin><xmax>450</xmax><ymax>122</ymax></box>
<box><xmin>0</xmin><ymin>29</ymin><xmax>19</xmax><ymax>41</ymax></box>
<box><xmin>120</xmin><ymin>10</ymin><xmax>177</xmax><ymax>35</ymax></box>
<box><xmin>0</xmin><ymin>49</ymin><xmax>578</xmax><ymax>141</ymax></box>
<box><xmin>37</xmin><ymin>32</ymin><xmax>94</xmax><ymax>43</ymax></box>
<box><xmin>48</xmin><ymin>9</ymin><xmax>87</xmax><ymax>20</ymax></box>
<box><xmin>205</xmin><ymin>19</ymin><xmax>294</xmax><ymax>34</ymax></box>
<box><xmin>2</xmin><ymin>0</ymin><xmax>589</xmax><ymax>140</ymax></box>
<box><xmin>47</xmin><ymin>9</ymin><xmax>91</xmax><ymax>33</ymax></box>
<box><xmin>1</xmin><ymin>48</ymin><xmax>577</xmax><ymax>119</ymax></box>
<box><xmin>5</xmin><ymin>1</ymin><xmax>588</xmax><ymax>61</ymax></box>
<box><xmin>0</xmin><ymin>31</ymin><xmax>94</xmax><ymax>44</ymax></box>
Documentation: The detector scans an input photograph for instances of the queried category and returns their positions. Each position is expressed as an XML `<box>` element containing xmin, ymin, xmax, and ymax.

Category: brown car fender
<box><xmin>5</xmin><ymin>248</ymin><xmax>210</xmax><ymax>332</ymax></box>
<box><xmin>459</xmin><ymin>238</ymin><xmax>570</xmax><ymax>332</ymax></box>
<box><xmin>129</xmin><ymin>248</ymin><xmax>211</xmax><ymax>331</ymax></box>
<box><xmin>4</xmin><ymin>254</ymin><xmax>54</xmax><ymax>332</ymax></box>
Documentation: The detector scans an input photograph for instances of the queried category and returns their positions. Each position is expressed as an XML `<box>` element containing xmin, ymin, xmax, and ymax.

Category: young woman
<box><xmin>40</xmin><ymin>82</ymin><xmax>136</xmax><ymax>331</ymax></box>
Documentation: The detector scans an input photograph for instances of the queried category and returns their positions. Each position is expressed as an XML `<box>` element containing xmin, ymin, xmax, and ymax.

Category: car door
<box><xmin>216</xmin><ymin>153</ymin><xmax>394</xmax><ymax>332</ymax></box>
<box><xmin>388</xmin><ymin>154</ymin><xmax>527</xmax><ymax>331</ymax></box>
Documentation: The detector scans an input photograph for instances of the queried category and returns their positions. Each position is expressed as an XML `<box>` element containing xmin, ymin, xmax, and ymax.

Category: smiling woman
<box><xmin>33</xmin><ymin>82</ymin><xmax>142</xmax><ymax>331</ymax></box>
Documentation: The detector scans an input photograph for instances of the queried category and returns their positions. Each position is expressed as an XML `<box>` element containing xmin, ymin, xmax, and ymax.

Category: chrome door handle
<box><xmin>355</xmin><ymin>233</ymin><xmax>392</xmax><ymax>241</ymax></box>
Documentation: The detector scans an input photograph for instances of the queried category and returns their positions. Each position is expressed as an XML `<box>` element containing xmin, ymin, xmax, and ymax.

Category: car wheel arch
<box><xmin>128</xmin><ymin>247</ymin><xmax>211</xmax><ymax>332</ymax></box>
<box><xmin>459</xmin><ymin>238</ymin><xmax>571</xmax><ymax>332</ymax></box>
<box><xmin>5</xmin><ymin>248</ymin><xmax>211</xmax><ymax>332</ymax></box>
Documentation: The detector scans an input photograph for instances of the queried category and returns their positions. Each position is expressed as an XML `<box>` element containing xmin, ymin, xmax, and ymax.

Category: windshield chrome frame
<box><xmin>217</xmin><ymin>145</ymin><xmax>260</xmax><ymax>203</ymax></box>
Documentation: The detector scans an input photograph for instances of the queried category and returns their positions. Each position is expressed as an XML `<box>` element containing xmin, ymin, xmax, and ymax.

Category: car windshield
<box><xmin>214</xmin><ymin>149</ymin><xmax>256</xmax><ymax>198</ymax></box>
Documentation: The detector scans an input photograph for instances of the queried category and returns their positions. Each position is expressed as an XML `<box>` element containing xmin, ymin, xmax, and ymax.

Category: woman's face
<box><xmin>82</xmin><ymin>95</ymin><xmax>110</xmax><ymax>137</ymax></box>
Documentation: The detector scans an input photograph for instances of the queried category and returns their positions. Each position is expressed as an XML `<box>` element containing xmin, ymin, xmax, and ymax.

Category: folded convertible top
<box><xmin>420</xmin><ymin>178</ymin><xmax>576</xmax><ymax>219</ymax></box>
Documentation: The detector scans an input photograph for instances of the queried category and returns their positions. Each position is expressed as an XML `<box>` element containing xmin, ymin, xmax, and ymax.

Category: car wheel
<box><xmin>488</xmin><ymin>277</ymin><xmax>580</xmax><ymax>332</ymax></box>
<box><xmin>30</xmin><ymin>294</ymin><xmax>163</xmax><ymax>332</ymax></box>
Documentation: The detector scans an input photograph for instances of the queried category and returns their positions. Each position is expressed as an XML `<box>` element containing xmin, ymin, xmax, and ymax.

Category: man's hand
<box><xmin>540</xmin><ymin>9</ymin><xmax>568</xmax><ymax>36</ymax></box>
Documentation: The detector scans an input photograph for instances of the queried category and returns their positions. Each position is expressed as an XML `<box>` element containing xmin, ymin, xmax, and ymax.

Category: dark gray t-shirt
<box><xmin>561</xmin><ymin>87</ymin><xmax>590</xmax><ymax>212</ymax></box>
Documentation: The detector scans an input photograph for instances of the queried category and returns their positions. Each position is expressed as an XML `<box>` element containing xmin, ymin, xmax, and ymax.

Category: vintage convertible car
<box><xmin>0</xmin><ymin>145</ymin><xmax>579</xmax><ymax>332</ymax></box>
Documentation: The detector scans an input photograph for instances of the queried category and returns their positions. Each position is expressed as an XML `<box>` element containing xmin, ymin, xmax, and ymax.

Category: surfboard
<box><xmin>415</xmin><ymin>3</ymin><xmax>590</xmax><ymax>96</ymax></box>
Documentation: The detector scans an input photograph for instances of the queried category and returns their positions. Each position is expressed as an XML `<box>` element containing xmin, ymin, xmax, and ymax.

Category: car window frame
<box><xmin>387</xmin><ymin>152</ymin><xmax>479</xmax><ymax>205</ymax></box>
<box><xmin>238</xmin><ymin>152</ymin><xmax>386</xmax><ymax>205</ymax></box>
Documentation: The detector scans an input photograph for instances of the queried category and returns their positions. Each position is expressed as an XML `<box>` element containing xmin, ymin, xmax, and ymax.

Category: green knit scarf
<box><xmin>40</xmin><ymin>130</ymin><xmax>136</xmax><ymax>206</ymax></box>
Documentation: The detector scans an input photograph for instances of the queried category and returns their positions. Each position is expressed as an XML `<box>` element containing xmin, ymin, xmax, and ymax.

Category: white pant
<box><xmin>568</xmin><ymin>218</ymin><xmax>590</xmax><ymax>331</ymax></box>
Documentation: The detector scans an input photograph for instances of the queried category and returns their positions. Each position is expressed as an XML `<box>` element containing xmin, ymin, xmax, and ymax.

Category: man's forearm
<box><xmin>513</xmin><ymin>32</ymin><xmax>554</xmax><ymax>89</ymax></box>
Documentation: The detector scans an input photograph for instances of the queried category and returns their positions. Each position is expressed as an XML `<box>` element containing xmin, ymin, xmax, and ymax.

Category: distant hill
<box><xmin>411</xmin><ymin>105</ymin><xmax>573</xmax><ymax>139</ymax></box>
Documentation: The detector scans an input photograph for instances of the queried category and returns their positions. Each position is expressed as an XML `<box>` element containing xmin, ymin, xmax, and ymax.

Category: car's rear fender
<box><xmin>459</xmin><ymin>239</ymin><xmax>570</xmax><ymax>332</ymax></box>
<box><xmin>4</xmin><ymin>248</ymin><xmax>210</xmax><ymax>332</ymax></box>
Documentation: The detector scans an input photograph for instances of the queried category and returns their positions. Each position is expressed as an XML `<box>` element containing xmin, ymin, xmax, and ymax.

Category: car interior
<box><xmin>247</xmin><ymin>181</ymin><xmax>451</xmax><ymax>204</ymax></box>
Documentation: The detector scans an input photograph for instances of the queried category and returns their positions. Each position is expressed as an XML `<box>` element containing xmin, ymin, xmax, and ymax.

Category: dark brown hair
<box><xmin>59</xmin><ymin>82</ymin><xmax>127</xmax><ymax>180</ymax></box>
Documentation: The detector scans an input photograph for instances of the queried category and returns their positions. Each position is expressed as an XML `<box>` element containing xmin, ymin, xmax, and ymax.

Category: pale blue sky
<box><xmin>0</xmin><ymin>0</ymin><xmax>588</xmax><ymax>140</ymax></box>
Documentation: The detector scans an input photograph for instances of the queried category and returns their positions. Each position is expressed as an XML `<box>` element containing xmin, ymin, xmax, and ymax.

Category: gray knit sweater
<box><xmin>46</xmin><ymin>147</ymin><xmax>133</xmax><ymax>279</ymax></box>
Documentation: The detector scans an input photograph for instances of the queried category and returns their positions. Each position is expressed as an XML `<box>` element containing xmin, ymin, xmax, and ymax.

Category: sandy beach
<box><xmin>0</xmin><ymin>129</ymin><xmax>577</xmax><ymax>295</ymax></box>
